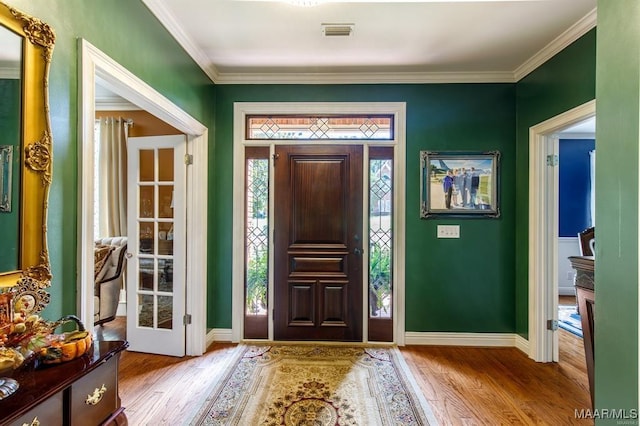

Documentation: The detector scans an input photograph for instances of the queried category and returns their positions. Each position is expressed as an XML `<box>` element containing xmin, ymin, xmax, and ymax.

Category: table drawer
<box><xmin>8</xmin><ymin>391</ymin><xmax>63</xmax><ymax>426</ymax></box>
<box><xmin>69</xmin><ymin>357</ymin><xmax>118</xmax><ymax>426</ymax></box>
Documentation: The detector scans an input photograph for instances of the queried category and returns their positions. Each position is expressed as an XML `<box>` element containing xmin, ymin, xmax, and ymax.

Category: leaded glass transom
<box><xmin>247</xmin><ymin>115</ymin><xmax>393</xmax><ymax>140</ymax></box>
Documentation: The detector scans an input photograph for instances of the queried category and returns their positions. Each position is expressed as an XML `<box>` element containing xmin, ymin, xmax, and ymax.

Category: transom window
<box><xmin>246</xmin><ymin>114</ymin><xmax>394</xmax><ymax>140</ymax></box>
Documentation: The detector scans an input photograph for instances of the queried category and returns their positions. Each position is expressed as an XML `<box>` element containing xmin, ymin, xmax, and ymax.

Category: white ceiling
<box><xmin>558</xmin><ymin>116</ymin><xmax>595</xmax><ymax>135</ymax></box>
<box><xmin>141</xmin><ymin>0</ymin><xmax>596</xmax><ymax>84</ymax></box>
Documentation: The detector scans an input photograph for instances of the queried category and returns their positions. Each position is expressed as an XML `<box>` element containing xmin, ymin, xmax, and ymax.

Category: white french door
<box><xmin>126</xmin><ymin>135</ymin><xmax>187</xmax><ymax>356</ymax></box>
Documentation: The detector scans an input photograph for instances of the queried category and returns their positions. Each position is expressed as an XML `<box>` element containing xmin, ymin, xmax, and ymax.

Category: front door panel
<box><xmin>274</xmin><ymin>145</ymin><xmax>363</xmax><ymax>341</ymax></box>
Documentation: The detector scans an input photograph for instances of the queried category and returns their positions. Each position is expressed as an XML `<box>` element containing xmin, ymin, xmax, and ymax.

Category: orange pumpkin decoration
<box><xmin>39</xmin><ymin>315</ymin><xmax>93</xmax><ymax>364</ymax></box>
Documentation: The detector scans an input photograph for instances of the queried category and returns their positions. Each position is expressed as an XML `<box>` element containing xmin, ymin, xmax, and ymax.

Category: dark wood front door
<box><xmin>274</xmin><ymin>145</ymin><xmax>363</xmax><ymax>341</ymax></box>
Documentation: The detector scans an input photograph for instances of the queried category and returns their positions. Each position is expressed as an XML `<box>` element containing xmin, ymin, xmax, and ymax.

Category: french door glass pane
<box><xmin>369</xmin><ymin>158</ymin><xmax>393</xmax><ymax>318</ymax></box>
<box><xmin>136</xmin><ymin>147</ymin><xmax>175</xmax><ymax>329</ymax></box>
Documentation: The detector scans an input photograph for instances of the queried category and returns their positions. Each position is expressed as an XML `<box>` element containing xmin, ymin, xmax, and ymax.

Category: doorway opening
<box><xmin>528</xmin><ymin>99</ymin><xmax>595</xmax><ymax>363</ymax></box>
<box><xmin>78</xmin><ymin>40</ymin><xmax>209</xmax><ymax>356</ymax></box>
<box><xmin>232</xmin><ymin>103</ymin><xmax>407</xmax><ymax>344</ymax></box>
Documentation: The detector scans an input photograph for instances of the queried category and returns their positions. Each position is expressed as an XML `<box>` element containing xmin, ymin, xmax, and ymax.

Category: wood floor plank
<box><xmin>104</xmin><ymin>318</ymin><xmax>592</xmax><ymax>425</ymax></box>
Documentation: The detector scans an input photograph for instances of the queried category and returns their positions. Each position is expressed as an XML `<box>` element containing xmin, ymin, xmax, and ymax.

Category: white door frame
<box><xmin>231</xmin><ymin>102</ymin><xmax>407</xmax><ymax>344</ymax></box>
<box><xmin>528</xmin><ymin>99</ymin><xmax>595</xmax><ymax>362</ymax></box>
<box><xmin>78</xmin><ymin>39</ymin><xmax>208</xmax><ymax>356</ymax></box>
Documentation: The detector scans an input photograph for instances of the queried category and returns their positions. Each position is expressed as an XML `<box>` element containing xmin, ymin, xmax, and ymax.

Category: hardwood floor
<box><xmin>401</xmin><ymin>330</ymin><xmax>591</xmax><ymax>425</ymax></box>
<box><xmin>102</xmin><ymin>316</ymin><xmax>591</xmax><ymax>425</ymax></box>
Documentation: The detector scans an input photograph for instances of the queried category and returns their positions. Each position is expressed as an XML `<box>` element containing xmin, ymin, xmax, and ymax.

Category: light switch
<box><xmin>437</xmin><ymin>225</ymin><xmax>460</xmax><ymax>238</ymax></box>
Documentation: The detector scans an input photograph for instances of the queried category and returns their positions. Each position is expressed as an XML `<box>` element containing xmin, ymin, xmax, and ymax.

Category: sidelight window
<box><xmin>244</xmin><ymin>147</ymin><xmax>269</xmax><ymax>339</ymax></box>
<box><xmin>368</xmin><ymin>147</ymin><xmax>393</xmax><ymax>341</ymax></box>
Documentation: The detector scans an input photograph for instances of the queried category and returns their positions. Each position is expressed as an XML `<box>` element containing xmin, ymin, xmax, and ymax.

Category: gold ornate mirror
<box><xmin>0</xmin><ymin>2</ymin><xmax>55</xmax><ymax>314</ymax></box>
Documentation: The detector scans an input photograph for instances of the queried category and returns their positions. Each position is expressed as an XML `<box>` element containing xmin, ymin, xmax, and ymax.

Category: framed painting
<box><xmin>420</xmin><ymin>150</ymin><xmax>500</xmax><ymax>218</ymax></box>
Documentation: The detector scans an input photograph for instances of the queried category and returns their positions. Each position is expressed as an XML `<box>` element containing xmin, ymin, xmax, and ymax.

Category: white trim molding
<box><xmin>208</xmin><ymin>328</ymin><xmax>233</xmax><ymax>345</ymax></box>
<box><xmin>78</xmin><ymin>39</ymin><xmax>209</xmax><ymax>356</ymax></box>
<box><xmin>514</xmin><ymin>8</ymin><xmax>597</xmax><ymax>81</ymax></box>
<box><xmin>528</xmin><ymin>99</ymin><xmax>595</xmax><ymax>362</ymax></box>
<box><xmin>141</xmin><ymin>0</ymin><xmax>220</xmax><ymax>83</ymax></box>
<box><xmin>405</xmin><ymin>332</ymin><xmax>521</xmax><ymax>348</ymax></box>
<box><xmin>214</xmin><ymin>71</ymin><xmax>515</xmax><ymax>85</ymax></box>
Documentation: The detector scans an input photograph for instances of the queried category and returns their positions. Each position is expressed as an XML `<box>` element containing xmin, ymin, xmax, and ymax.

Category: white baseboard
<box><xmin>205</xmin><ymin>329</ymin><xmax>530</xmax><ymax>357</ymax></box>
<box><xmin>515</xmin><ymin>334</ymin><xmax>529</xmax><ymax>354</ymax></box>
<box><xmin>207</xmin><ymin>328</ymin><xmax>233</xmax><ymax>347</ymax></box>
<box><xmin>404</xmin><ymin>332</ymin><xmax>521</xmax><ymax>347</ymax></box>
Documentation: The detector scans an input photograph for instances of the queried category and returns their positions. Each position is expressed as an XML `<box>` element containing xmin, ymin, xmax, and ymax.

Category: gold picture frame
<box><xmin>0</xmin><ymin>2</ymin><xmax>55</xmax><ymax>295</ymax></box>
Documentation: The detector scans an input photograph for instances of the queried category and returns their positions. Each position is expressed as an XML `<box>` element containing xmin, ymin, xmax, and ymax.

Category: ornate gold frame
<box><xmin>0</xmin><ymin>3</ymin><xmax>55</xmax><ymax>303</ymax></box>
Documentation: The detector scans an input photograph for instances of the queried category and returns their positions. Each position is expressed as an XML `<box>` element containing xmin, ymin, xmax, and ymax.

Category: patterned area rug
<box><xmin>190</xmin><ymin>344</ymin><xmax>438</xmax><ymax>425</ymax></box>
<box><xmin>559</xmin><ymin>305</ymin><xmax>583</xmax><ymax>338</ymax></box>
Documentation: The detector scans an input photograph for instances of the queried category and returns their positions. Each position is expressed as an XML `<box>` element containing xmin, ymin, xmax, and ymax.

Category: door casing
<box><xmin>528</xmin><ymin>99</ymin><xmax>595</xmax><ymax>362</ymax></box>
<box><xmin>232</xmin><ymin>102</ymin><xmax>407</xmax><ymax>344</ymax></box>
<box><xmin>78</xmin><ymin>40</ymin><xmax>208</xmax><ymax>356</ymax></box>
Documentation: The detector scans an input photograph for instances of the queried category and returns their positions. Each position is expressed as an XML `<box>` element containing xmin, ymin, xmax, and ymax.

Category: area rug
<box><xmin>190</xmin><ymin>344</ymin><xmax>438</xmax><ymax>425</ymax></box>
<box><xmin>558</xmin><ymin>305</ymin><xmax>582</xmax><ymax>338</ymax></box>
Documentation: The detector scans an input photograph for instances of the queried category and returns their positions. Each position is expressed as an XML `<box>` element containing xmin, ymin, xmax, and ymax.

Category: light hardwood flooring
<box><xmin>102</xmin><ymin>314</ymin><xmax>591</xmax><ymax>425</ymax></box>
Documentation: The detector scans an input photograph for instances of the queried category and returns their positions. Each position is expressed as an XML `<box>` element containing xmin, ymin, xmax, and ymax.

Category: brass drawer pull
<box><xmin>21</xmin><ymin>417</ymin><xmax>40</xmax><ymax>426</ymax></box>
<box><xmin>85</xmin><ymin>384</ymin><xmax>107</xmax><ymax>405</ymax></box>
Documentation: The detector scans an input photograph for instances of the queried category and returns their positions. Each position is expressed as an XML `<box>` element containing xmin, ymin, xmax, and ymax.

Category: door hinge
<box><xmin>547</xmin><ymin>319</ymin><xmax>558</xmax><ymax>331</ymax></box>
<box><xmin>546</xmin><ymin>154</ymin><xmax>558</xmax><ymax>167</ymax></box>
<box><xmin>184</xmin><ymin>154</ymin><xmax>193</xmax><ymax>165</ymax></box>
<box><xmin>183</xmin><ymin>314</ymin><xmax>192</xmax><ymax>325</ymax></box>
<box><xmin>272</xmin><ymin>153</ymin><xmax>279</xmax><ymax>164</ymax></box>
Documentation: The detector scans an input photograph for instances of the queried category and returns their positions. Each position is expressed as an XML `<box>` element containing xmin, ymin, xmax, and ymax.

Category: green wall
<box><xmin>212</xmin><ymin>84</ymin><xmax>517</xmax><ymax>331</ymax></box>
<box><xmin>514</xmin><ymin>29</ymin><xmax>597</xmax><ymax>337</ymax></box>
<box><xmin>6</xmin><ymin>0</ymin><xmax>215</xmax><ymax>319</ymax></box>
<box><xmin>595</xmin><ymin>0</ymin><xmax>639</xmax><ymax>420</ymax></box>
<box><xmin>0</xmin><ymin>78</ymin><xmax>20</xmax><ymax>271</ymax></box>
<box><xmin>5</xmin><ymin>0</ymin><xmax>631</xmax><ymax>415</ymax></box>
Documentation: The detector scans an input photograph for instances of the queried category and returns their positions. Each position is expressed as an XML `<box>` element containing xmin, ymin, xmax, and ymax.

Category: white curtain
<box><xmin>589</xmin><ymin>149</ymin><xmax>595</xmax><ymax>227</ymax></box>
<box><xmin>97</xmin><ymin>117</ymin><xmax>128</xmax><ymax>237</ymax></box>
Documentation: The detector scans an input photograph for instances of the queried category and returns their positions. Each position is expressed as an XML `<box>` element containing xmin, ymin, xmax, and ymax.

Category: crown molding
<box><xmin>514</xmin><ymin>8</ymin><xmax>596</xmax><ymax>81</ymax></box>
<box><xmin>141</xmin><ymin>0</ymin><xmax>220</xmax><ymax>82</ymax></box>
<box><xmin>0</xmin><ymin>66</ymin><xmax>19</xmax><ymax>79</ymax></box>
<box><xmin>214</xmin><ymin>70</ymin><xmax>516</xmax><ymax>85</ymax></box>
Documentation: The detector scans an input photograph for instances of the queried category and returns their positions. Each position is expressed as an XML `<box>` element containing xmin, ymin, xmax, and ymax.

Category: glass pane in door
<box><xmin>135</xmin><ymin>147</ymin><xmax>175</xmax><ymax>331</ymax></box>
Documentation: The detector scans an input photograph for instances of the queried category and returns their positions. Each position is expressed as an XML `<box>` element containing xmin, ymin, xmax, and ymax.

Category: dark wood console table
<box><xmin>0</xmin><ymin>340</ymin><xmax>128</xmax><ymax>426</ymax></box>
<box><xmin>568</xmin><ymin>255</ymin><xmax>594</xmax><ymax>407</ymax></box>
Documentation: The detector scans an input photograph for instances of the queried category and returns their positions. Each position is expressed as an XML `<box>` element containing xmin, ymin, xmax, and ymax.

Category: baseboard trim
<box><xmin>206</xmin><ymin>329</ymin><xmax>530</xmax><ymax>355</ymax></box>
<box><xmin>515</xmin><ymin>334</ymin><xmax>530</xmax><ymax>355</ymax></box>
<box><xmin>404</xmin><ymin>332</ymin><xmax>521</xmax><ymax>347</ymax></box>
<box><xmin>207</xmin><ymin>328</ymin><xmax>233</xmax><ymax>347</ymax></box>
